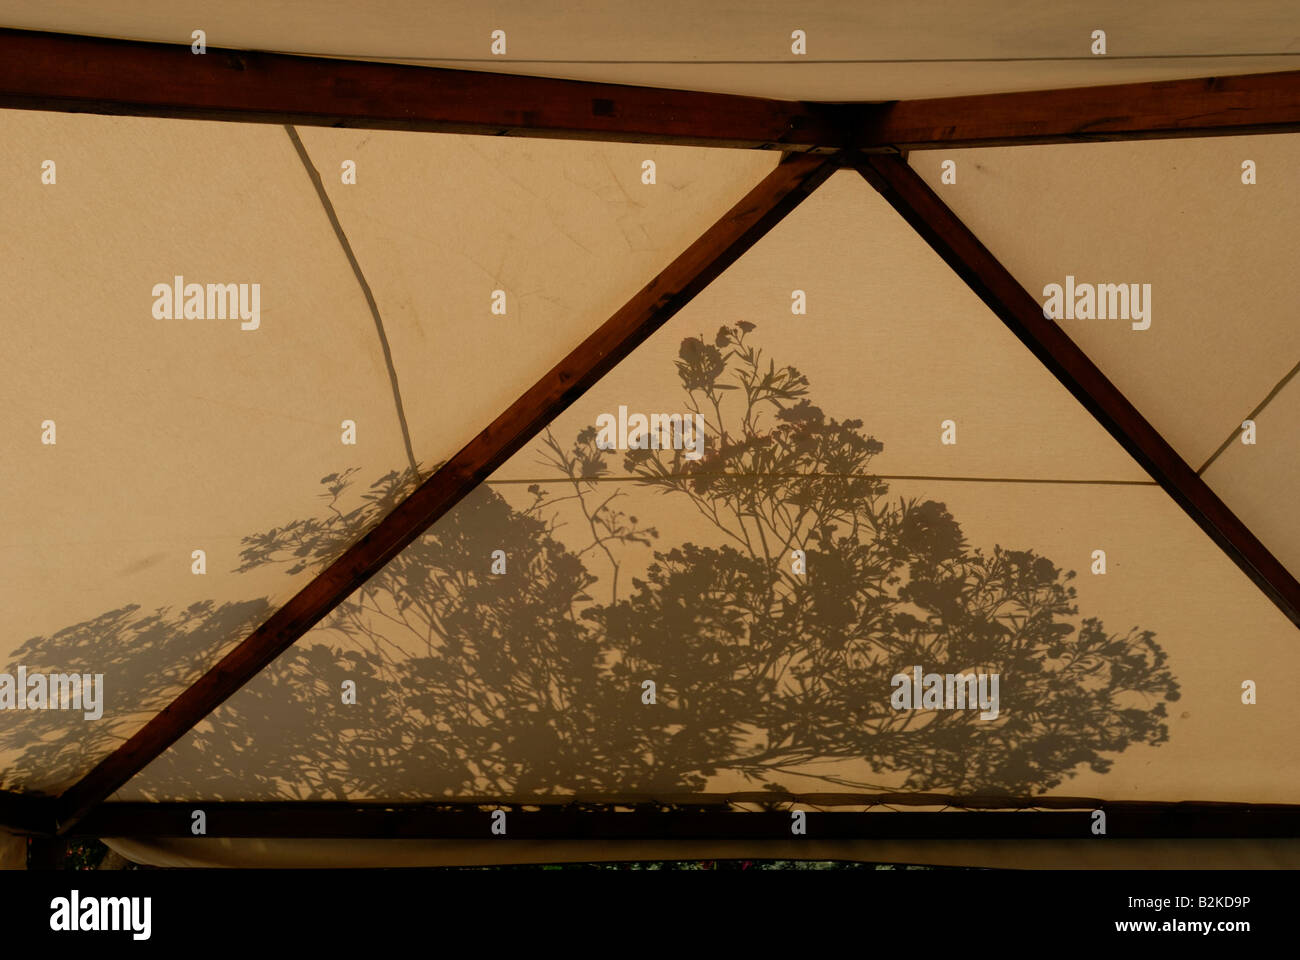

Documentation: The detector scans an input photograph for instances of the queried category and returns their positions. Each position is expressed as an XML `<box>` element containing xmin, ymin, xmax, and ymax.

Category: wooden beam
<box><xmin>854</xmin><ymin>69</ymin><xmax>1300</xmax><ymax>150</ymax></box>
<box><xmin>53</xmin><ymin>151</ymin><xmax>840</xmax><ymax>833</ymax></box>
<box><xmin>70</xmin><ymin>799</ymin><xmax>1300</xmax><ymax>840</ymax></box>
<box><xmin>0</xmin><ymin>28</ymin><xmax>839</xmax><ymax>151</ymax></box>
<box><xmin>854</xmin><ymin>154</ymin><xmax>1300</xmax><ymax>630</ymax></box>
<box><xmin>6</xmin><ymin>29</ymin><xmax>1300</xmax><ymax>153</ymax></box>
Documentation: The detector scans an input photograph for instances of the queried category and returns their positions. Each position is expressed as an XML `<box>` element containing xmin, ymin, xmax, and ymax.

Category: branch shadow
<box><xmin>2</xmin><ymin>323</ymin><xmax>1180</xmax><ymax>801</ymax></box>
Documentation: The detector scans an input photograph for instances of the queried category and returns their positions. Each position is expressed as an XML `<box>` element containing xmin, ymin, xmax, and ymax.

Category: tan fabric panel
<box><xmin>1203</xmin><ymin>372</ymin><xmax>1300</xmax><ymax>580</ymax></box>
<box><xmin>113</xmin><ymin>477</ymin><xmax>1297</xmax><ymax>803</ymax></box>
<box><xmin>114</xmin><ymin>173</ymin><xmax>1295</xmax><ymax>803</ymax></box>
<box><xmin>1</xmin><ymin>1</ymin><xmax>1297</xmax><ymax>99</ymax></box>
<box><xmin>291</xmin><ymin>127</ymin><xmax>777</xmax><ymax>473</ymax></box>
<box><xmin>104</xmin><ymin>836</ymin><xmax>1300</xmax><ymax>870</ymax></box>
<box><xmin>493</xmin><ymin>169</ymin><xmax>1146</xmax><ymax>482</ymax></box>
<box><xmin>908</xmin><ymin>135</ymin><xmax>1300</xmax><ymax>470</ymax></box>
<box><xmin>908</xmin><ymin>135</ymin><xmax>1300</xmax><ymax>582</ymax></box>
<box><xmin>0</xmin><ymin>110</ymin><xmax>410</xmax><ymax>794</ymax></box>
<box><xmin>0</xmin><ymin>109</ymin><xmax>770</xmax><ymax>796</ymax></box>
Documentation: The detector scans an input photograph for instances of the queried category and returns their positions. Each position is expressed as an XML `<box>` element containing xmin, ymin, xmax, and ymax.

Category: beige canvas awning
<box><xmin>1</xmin><ymin>2</ymin><xmax>1298</xmax><ymax>869</ymax></box>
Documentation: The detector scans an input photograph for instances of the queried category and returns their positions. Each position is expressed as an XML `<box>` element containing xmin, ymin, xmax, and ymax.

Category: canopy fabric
<box><xmin>2</xmin><ymin>0</ymin><xmax>1299</xmax><ymax>99</ymax></box>
<box><xmin>83</xmin><ymin>170</ymin><xmax>1296</xmax><ymax>807</ymax></box>
<box><xmin>909</xmin><ymin>136</ymin><xmax>1300</xmax><ymax>579</ymax></box>
<box><xmin>0</xmin><ymin>9</ymin><xmax>1297</xmax><ymax>869</ymax></box>
<box><xmin>0</xmin><ymin>108</ymin><xmax>773</xmax><ymax>794</ymax></box>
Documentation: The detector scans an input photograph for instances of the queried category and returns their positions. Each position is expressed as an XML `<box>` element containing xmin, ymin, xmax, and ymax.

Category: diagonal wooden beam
<box><xmin>52</xmin><ymin>151</ymin><xmax>841</xmax><ymax>833</ymax></box>
<box><xmin>0</xmin><ymin>27</ymin><xmax>839</xmax><ymax>151</ymax></box>
<box><xmin>853</xmin><ymin>154</ymin><xmax>1300</xmax><ymax>630</ymax></box>
<box><xmin>852</xmin><ymin>69</ymin><xmax>1300</xmax><ymax>150</ymax></box>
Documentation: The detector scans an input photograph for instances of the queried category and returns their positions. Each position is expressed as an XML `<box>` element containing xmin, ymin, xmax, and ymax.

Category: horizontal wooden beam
<box><xmin>854</xmin><ymin>154</ymin><xmax>1300</xmax><ymax>630</ymax></box>
<box><xmin>6</xmin><ymin>29</ymin><xmax>1300</xmax><ymax>153</ymax></box>
<box><xmin>53</xmin><ymin>151</ymin><xmax>840</xmax><ymax>834</ymax></box>
<box><xmin>855</xmin><ymin>69</ymin><xmax>1300</xmax><ymax>149</ymax></box>
<box><xmin>70</xmin><ymin>799</ymin><xmax>1300</xmax><ymax>840</ymax></box>
<box><xmin>0</xmin><ymin>28</ymin><xmax>840</xmax><ymax>151</ymax></box>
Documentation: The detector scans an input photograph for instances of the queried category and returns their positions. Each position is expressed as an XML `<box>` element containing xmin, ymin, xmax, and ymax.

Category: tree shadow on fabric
<box><xmin>0</xmin><ymin>599</ymin><xmax>271</xmax><ymax>794</ymax></box>
<box><xmin>1</xmin><ymin>322</ymin><xmax>1179</xmax><ymax>800</ymax></box>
